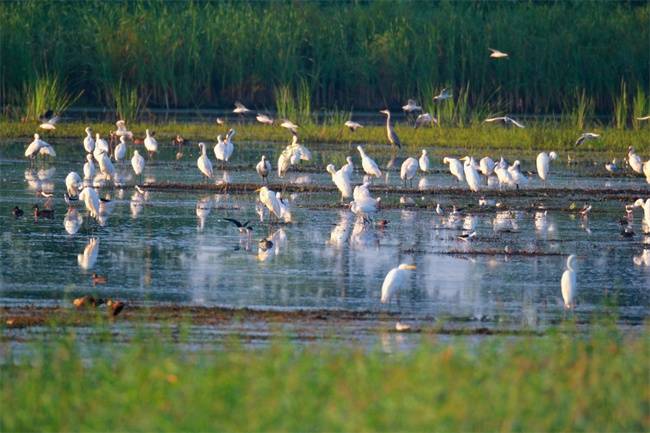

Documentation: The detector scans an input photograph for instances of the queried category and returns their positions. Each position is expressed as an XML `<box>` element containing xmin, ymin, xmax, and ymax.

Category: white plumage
<box><xmin>380</xmin><ymin>264</ymin><xmax>417</xmax><ymax>303</ymax></box>
<box><xmin>327</xmin><ymin>164</ymin><xmax>352</xmax><ymax>199</ymax></box>
<box><xmin>83</xmin><ymin>154</ymin><xmax>96</xmax><ymax>179</ymax></box>
<box><xmin>144</xmin><ymin>129</ymin><xmax>158</xmax><ymax>156</ymax></box>
<box><xmin>83</xmin><ymin>127</ymin><xmax>95</xmax><ymax>153</ymax></box>
<box><xmin>419</xmin><ymin>150</ymin><xmax>430</xmax><ymax>172</ymax></box>
<box><xmin>131</xmin><ymin>150</ymin><xmax>145</xmax><ymax>176</ymax></box>
<box><xmin>114</xmin><ymin>136</ymin><xmax>127</xmax><ymax>162</ymax></box>
<box><xmin>357</xmin><ymin>146</ymin><xmax>382</xmax><ymax>177</ymax></box>
<box><xmin>197</xmin><ymin>142</ymin><xmax>213</xmax><ymax>179</ymax></box>
<box><xmin>443</xmin><ymin>157</ymin><xmax>464</xmax><ymax>182</ymax></box>
<box><xmin>65</xmin><ymin>172</ymin><xmax>82</xmax><ymax>197</ymax></box>
<box><xmin>400</xmin><ymin>157</ymin><xmax>418</xmax><ymax>183</ymax></box>
<box><xmin>536</xmin><ymin>151</ymin><xmax>558</xmax><ymax>181</ymax></box>
<box><xmin>256</xmin><ymin>155</ymin><xmax>272</xmax><ymax>182</ymax></box>
<box><xmin>462</xmin><ymin>156</ymin><xmax>481</xmax><ymax>192</ymax></box>
<box><xmin>257</xmin><ymin>186</ymin><xmax>282</xmax><ymax>219</ymax></box>
<box><xmin>561</xmin><ymin>255</ymin><xmax>577</xmax><ymax>309</ymax></box>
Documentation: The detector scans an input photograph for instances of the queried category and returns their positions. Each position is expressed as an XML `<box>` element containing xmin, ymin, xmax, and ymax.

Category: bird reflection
<box><xmin>64</xmin><ymin>208</ymin><xmax>83</xmax><ymax>235</ymax></box>
<box><xmin>196</xmin><ymin>196</ymin><xmax>212</xmax><ymax>231</ymax></box>
<box><xmin>633</xmin><ymin>249</ymin><xmax>650</xmax><ymax>266</ymax></box>
<box><xmin>329</xmin><ymin>212</ymin><xmax>352</xmax><ymax>248</ymax></box>
<box><xmin>77</xmin><ymin>237</ymin><xmax>99</xmax><ymax>270</ymax></box>
<box><xmin>351</xmin><ymin>219</ymin><xmax>378</xmax><ymax>249</ymax></box>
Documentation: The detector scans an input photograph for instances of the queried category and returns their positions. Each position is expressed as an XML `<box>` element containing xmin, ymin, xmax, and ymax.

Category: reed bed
<box><xmin>1</xmin><ymin>1</ymin><xmax>648</xmax><ymax>116</ymax></box>
<box><xmin>1</xmin><ymin>324</ymin><xmax>647</xmax><ymax>432</ymax></box>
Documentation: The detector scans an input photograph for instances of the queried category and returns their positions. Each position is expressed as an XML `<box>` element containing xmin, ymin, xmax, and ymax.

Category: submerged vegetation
<box><xmin>1</xmin><ymin>1</ymin><xmax>648</xmax><ymax>117</ymax></box>
<box><xmin>1</xmin><ymin>325</ymin><xmax>647</xmax><ymax>431</ymax></box>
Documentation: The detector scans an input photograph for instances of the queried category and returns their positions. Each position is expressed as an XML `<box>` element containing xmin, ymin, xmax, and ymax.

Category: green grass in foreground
<box><xmin>1</xmin><ymin>326</ymin><xmax>648</xmax><ymax>432</ymax></box>
<box><xmin>1</xmin><ymin>121</ymin><xmax>649</xmax><ymax>154</ymax></box>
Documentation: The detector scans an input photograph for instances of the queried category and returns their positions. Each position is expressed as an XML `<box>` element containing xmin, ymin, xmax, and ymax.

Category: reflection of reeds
<box><xmin>1</xmin><ymin>2</ymin><xmax>647</xmax><ymax>115</ymax></box>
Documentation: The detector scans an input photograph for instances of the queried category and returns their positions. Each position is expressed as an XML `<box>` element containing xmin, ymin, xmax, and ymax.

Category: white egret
<box><xmin>489</xmin><ymin>48</ymin><xmax>509</xmax><ymax>58</ymax></box>
<box><xmin>93</xmin><ymin>133</ymin><xmax>109</xmax><ymax>161</ymax></box>
<box><xmin>400</xmin><ymin>157</ymin><xmax>418</xmax><ymax>186</ymax></box>
<box><xmin>114</xmin><ymin>120</ymin><xmax>133</xmax><ymax>139</ymax></box>
<box><xmin>633</xmin><ymin>198</ymin><xmax>650</xmax><ymax>226</ymax></box>
<box><xmin>342</xmin><ymin>156</ymin><xmax>354</xmax><ymax>177</ymax></box>
<box><xmin>79</xmin><ymin>186</ymin><xmax>100</xmax><ymax>218</ymax></box>
<box><xmin>494</xmin><ymin>157</ymin><xmax>515</xmax><ymax>188</ymax></box>
<box><xmin>536</xmin><ymin>151</ymin><xmax>558</xmax><ymax>181</ymax></box>
<box><xmin>327</xmin><ymin>164</ymin><xmax>352</xmax><ymax>200</ymax></box>
<box><xmin>575</xmin><ymin>132</ymin><xmax>600</xmax><ymax>147</ymax></box>
<box><xmin>508</xmin><ymin>160</ymin><xmax>528</xmax><ymax>189</ymax></box>
<box><xmin>344</xmin><ymin>120</ymin><xmax>363</xmax><ymax>131</ymax></box>
<box><xmin>257</xmin><ymin>186</ymin><xmax>283</xmax><ymax>220</ymax></box>
<box><xmin>561</xmin><ymin>255</ymin><xmax>577</xmax><ymax>309</ymax></box>
<box><xmin>443</xmin><ymin>157</ymin><xmax>464</xmax><ymax>182</ymax></box>
<box><xmin>83</xmin><ymin>127</ymin><xmax>95</xmax><ymax>153</ymax></box>
<box><xmin>643</xmin><ymin>160</ymin><xmax>650</xmax><ymax>184</ymax></box>
<box><xmin>77</xmin><ymin>238</ymin><xmax>100</xmax><ymax>270</ymax></box>
<box><xmin>83</xmin><ymin>154</ymin><xmax>96</xmax><ymax>179</ymax></box>
<box><xmin>462</xmin><ymin>156</ymin><xmax>481</xmax><ymax>192</ymax></box>
<box><xmin>114</xmin><ymin>136</ymin><xmax>127</xmax><ymax>162</ymax></box>
<box><xmin>256</xmin><ymin>155</ymin><xmax>272</xmax><ymax>183</ymax></box>
<box><xmin>479</xmin><ymin>156</ymin><xmax>495</xmax><ymax>177</ymax></box>
<box><xmin>419</xmin><ymin>150</ymin><xmax>430</xmax><ymax>172</ymax></box>
<box><xmin>628</xmin><ymin>147</ymin><xmax>643</xmax><ymax>174</ymax></box>
<box><xmin>353</xmin><ymin>181</ymin><xmax>371</xmax><ymax>201</ymax></box>
<box><xmin>144</xmin><ymin>129</ymin><xmax>158</xmax><ymax>158</ymax></box>
<box><xmin>131</xmin><ymin>150</ymin><xmax>145</xmax><ymax>178</ymax></box>
<box><xmin>379</xmin><ymin>109</ymin><xmax>401</xmax><ymax>148</ymax></box>
<box><xmin>256</xmin><ymin>113</ymin><xmax>274</xmax><ymax>125</ymax></box>
<box><xmin>277</xmin><ymin>152</ymin><xmax>291</xmax><ymax>178</ymax></box>
<box><xmin>484</xmin><ymin>116</ymin><xmax>524</xmax><ymax>128</ymax></box>
<box><xmin>196</xmin><ymin>142</ymin><xmax>213</xmax><ymax>180</ymax></box>
<box><xmin>357</xmin><ymin>146</ymin><xmax>382</xmax><ymax>178</ymax></box>
<box><xmin>96</xmin><ymin>151</ymin><xmax>115</xmax><ymax>179</ymax></box>
<box><xmin>380</xmin><ymin>264</ymin><xmax>417</xmax><ymax>304</ymax></box>
<box><xmin>276</xmin><ymin>192</ymin><xmax>292</xmax><ymax>223</ymax></box>
<box><xmin>65</xmin><ymin>172</ymin><xmax>82</xmax><ymax>197</ymax></box>
<box><xmin>350</xmin><ymin>195</ymin><xmax>381</xmax><ymax>222</ymax></box>
<box><xmin>224</xmin><ymin>128</ymin><xmax>235</xmax><ymax>162</ymax></box>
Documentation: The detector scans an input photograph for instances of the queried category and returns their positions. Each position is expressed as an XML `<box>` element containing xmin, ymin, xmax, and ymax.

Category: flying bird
<box><xmin>489</xmin><ymin>48</ymin><xmax>509</xmax><ymax>59</ymax></box>
<box><xmin>344</xmin><ymin>120</ymin><xmax>363</xmax><ymax>131</ymax></box>
<box><xmin>432</xmin><ymin>88</ymin><xmax>452</xmax><ymax>101</ymax></box>
<box><xmin>484</xmin><ymin>116</ymin><xmax>525</xmax><ymax>128</ymax></box>
<box><xmin>574</xmin><ymin>132</ymin><xmax>600</xmax><ymax>147</ymax></box>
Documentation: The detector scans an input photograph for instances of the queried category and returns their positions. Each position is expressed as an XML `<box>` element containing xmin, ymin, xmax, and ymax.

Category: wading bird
<box><xmin>197</xmin><ymin>142</ymin><xmax>213</xmax><ymax>181</ymax></box>
<box><xmin>419</xmin><ymin>150</ymin><xmax>430</xmax><ymax>173</ymax></box>
<box><xmin>24</xmin><ymin>133</ymin><xmax>56</xmax><ymax>162</ymax></box>
<box><xmin>65</xmin><ymin>172</ymin><xmax>82</xmax><ymax>197</ymax></box>
<box><xmin>256</xmin><ymin>155</ymin><xmax>272</xmax><ymax>183</ymax></box>
<box><xmin>379</xmin><ymin>109</ymin><xmax>401</xmax><ymax>148</ymax></box>
<box><xmin>462</xmin><ymin>156</ymin><xmax>481</xmax><ymax>192</ymax></box>
<box><xmin>144</xmin><ymin>129</ymin><xmax>158</xmax><ymax>158</ymax></box>
<box><xmin>400</xmin><ymin>157</ymin><xmax>418</xmax><ymax>186</ymax></box>
<box><xmin>114</xmin><ymin>136</ymin><xmax>127</xmax><ymax>162</ymax></box>
<box><xmin>357</xmin><ymin>146</ymin><xmax>382</xmax><ymax>178</ymax></box>
<box><xmin>131</xmin><ymin>150</ymin><xmax>145</xmax><ymax>180</ymax></box>
<box><xmin>380</xmin><ymin>264</ymin><xmax>417</xmax><ymax>304</ymax></box>
<box><xmin>561</xmin><ymin>255</ymin><xmax>577</xmax><ymax>309</ymax></box>
<box><xmin>327</xmin><ymin>164</ymin><xmax>352</xmax><ymax>201</ymax></box>
<box><xmin>83</xmin><ymin>127</ymin><xmax>95</xmax><ymax>153</ymax></box>
<box><xmin>536</xmin><ymin>151</ymin><xmax>558</xmax><ymax>182</ymax></box>
<box><xmin>443</xmin><ymin>157</ymin><xmax>464</xmax><ymax>182</ymax></box>
<box><xmin>257</xmin><ymin>186</ymin><xmax>283</xmax><ymax>221</ymax></box>
<box><xmin>114</xmin><ymin>120</ymin><xmax>133</xmax><ymax>139</ymax></box>
<box><xmin>628</xmin><ymin>147</ymin><xmax>643</xmax><ymax>174</ymax></box>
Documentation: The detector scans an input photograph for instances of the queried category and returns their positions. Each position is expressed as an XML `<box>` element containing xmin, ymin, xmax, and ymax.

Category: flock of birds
<box><xmin>13</xmin><ymin>83</ymin><xmax>650</xmax><ymax>326</ymax></box>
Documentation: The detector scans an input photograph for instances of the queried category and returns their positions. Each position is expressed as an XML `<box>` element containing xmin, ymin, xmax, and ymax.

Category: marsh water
<box><xmin>1</xmin><ymin>138</ymin><xmax>648</xmax><ymax>347</ymax></box>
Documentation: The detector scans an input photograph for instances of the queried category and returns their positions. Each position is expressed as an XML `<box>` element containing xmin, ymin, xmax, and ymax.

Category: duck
<box><xmin>91</xmin><ymin>273</ymin><xmax>107</xmax><ymax>285</ymax></box>
<box><xmin>12</xmin><ymin>206</ymin><xmax>24</xmax><ymax>217</ymax></box>
<box><xmin>32</xmin><ymin>204</ymin><xmax>54</xmax><ymax>219</ymax></box>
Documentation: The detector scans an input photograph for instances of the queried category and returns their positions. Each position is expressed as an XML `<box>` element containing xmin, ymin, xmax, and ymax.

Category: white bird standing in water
<box><xmin>131</xmin><ymin>150</ymin><xmax>145</xmax><ymax>178</ymax></box>
<box><xmin>83</xmin><ymin>154</ymin><xmax>96</xmax><ymax>179</ymax></box>
<box><xmin>494</xmin><ymin>157</ymin><xmax>514</xmax><ymax>188</ymax></box>
<box><xmin>277</xmin><ymin>152</ymin><xmax>291</xmax><ymax>178</ymax></box>
<box><xmin>643</xmin><ymin>160</ymin><xmax>650</xmax><ymax>184</ymax></box>
<box><xmin>379</xmin><ymin>109</ymin><xmax>402</xmax><ymax>148</ymax></box>
<box><xmin>196</xmin><ymin>142</ymin><xmax>213</xmax><ymax>180</ymax></box>
<box><xmin>327</xmin><ymin>164</ymin><xmax>352</xmax><ymax>200</ymax></box>
<box><xmin>357</xmin><ymin>146</ymin><xmax>382</xmax><ymax>178</ymax></box>
<box><xmin>256</xmin><ymin>155</ymin><xmax>272</xmax><ymax>183</ymax></box>
<box><xmin>479</xmin><ymin>156</ymin><xmax>495</xmax><ymax>177</ymax></box>
<box><xmin>462</xmin><ymin>156</ymin><xmax>481</xmax><ymax>192</ymax></box>
<box><xmin>536</xmin><ymin>151</ymin><xmax>558</xmax><ymax>182</ymax></box>
<box><xmin>633</xmin><ymin>198</ymin><xmax>650</xmax><ymax>226</ymax></box>
<box><xmin>114</xmin><ymin>120</ymin><xmax>133</xmax><ymax>139</ymax></box>
<box><xmin>561</xmin><ymin>255</ymin><xmax>577</xmax><ymax>309</ymax></box>
<box><xmin>628</xmin><ymin>147</ymin><xmax>644</xmax><ymax>174</ymax></box>
<box><xmin>400</xmin><ymin>157</ymin><xmax>418</xmax><ymax>186</ymax></box>
<box><xmin>24</xmin><ymin>134</ymin><xmax>56</xmax><ymax>160</ymax></box>
<box><xmin>79</xmin><ymin>186</ymin><xmax>100</xmax><ymax>218</ymax></box>
<box><xmin>341</xmin><ymin>156</ymin><xmax>354</xmax><ymax>178</ymax></box>
<box><xmin>65</xmin><ymin>172</ymin><xmax>82</xmax><ymax>197</ymax></box>
<box><xmin>380</xmin><ymin>264</ymin><xmax>417</xmax><ymax>304</ymax></box>
<box><xmin>257</xmin><ymin>186</ymin><xmax>283</xmax><ymax>221</ymax></box>
<box><xmin>419</xmin><ymin>150</ymin><xmax>430</xmax><ymax>173</ymax></box>
<box><xmin>114</xmin><ymin>136</ymin><xmax>127</xmax><ymax>162</ymax></box>
<box><xmin>508</xmin><ymin>160</ymin><xmax>528</xmax><ymax>189</ymax></box>
<box><xmin>443</xmin><ymin>157</ymin><xmax>464</xmax><ymax>182</ymax></box>
<box><xmin>144</xmin><ymin>129</ymin><xmax>158</xmax><ymax>158</ymax></box>
<box><xmin>276</xmin><ymin>192</ymin><xmax>292</xmax><ymax>223</ymax></box>
<box><xmin>93</xmin><ymin>133</ymin><xmax>109</xmax><ymax>161</ymax></box>
<box><xmin>83</xmin><ymin>127</ymin><xmax>95</xmax><ymax>153</ymax></box>
<box><xmin>96</xmin><ymin>151</ymin><xmax>115</xmax><ymax>179</ymax></box>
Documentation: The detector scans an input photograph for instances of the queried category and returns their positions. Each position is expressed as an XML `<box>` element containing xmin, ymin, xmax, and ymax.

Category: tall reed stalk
<box><xmin>632</xmin><ymin>86</ymin><xmax>648</xmax><ymax>130</ymax></box>
<box><xmin>23</xmin><ymin>75</ymin><xmax>82</xmax><ymax>121</ymax></box>
<box><xmin>613</xmin><ymin>80</ymin><xmax>629</xmax><ymax>130</ymax></box>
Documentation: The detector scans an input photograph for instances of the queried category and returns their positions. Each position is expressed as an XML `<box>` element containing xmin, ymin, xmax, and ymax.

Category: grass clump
<box><xmin>1</xmin><ymin>326</ymin><xmax>648</xmax><ymax>432</ymax></box>
<box><xmin>23</xmin><ymin>74</ymin><xmax>82</xmax><ymax>121</ymax></box>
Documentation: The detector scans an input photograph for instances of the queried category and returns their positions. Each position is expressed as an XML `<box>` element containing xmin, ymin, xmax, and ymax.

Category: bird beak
<box><xmin>405</xmin><ymin>265</ymin><xmax>417</xmax><ymax>270</ymax></box>
<box><xmin>254</xmin><ymin>188</ymin><xmax>262</xmax><ymax>192</ymax></box>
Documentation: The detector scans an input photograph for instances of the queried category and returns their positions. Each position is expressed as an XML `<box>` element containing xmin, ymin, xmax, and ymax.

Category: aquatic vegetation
<box><xmin>0</xmin><ymin>1</ymin><xmax>648</xmax><ymax>114</ymax></box>
<box><xmin>22</xmin><ymin>75</ymin><xmax>82</xmax><ymax>122</ymax></box>
<box><xmin>1</xmin><ymin>325</ymin><xmax>647</xmax><ymax>431</ymax></box>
